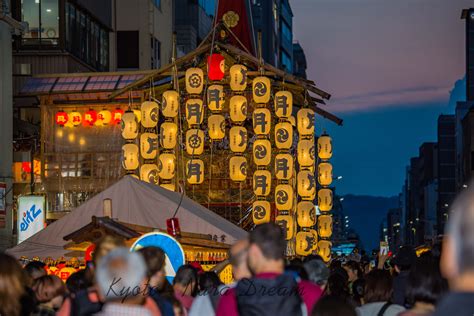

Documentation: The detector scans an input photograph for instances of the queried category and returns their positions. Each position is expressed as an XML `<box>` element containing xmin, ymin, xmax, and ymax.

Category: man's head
<box><xmin>392</xmin><ymin>246</ymin><xmax>416</xmax><ymax>272</ymax></box>
<box><xmin>173</xmin><ymin>264</ymin><xmax>198</xmax><ymax>297</ymax></box>
<box><xmin>247</xmin><ymin>223</ymin><xmax>286</xmax><ymax>274</ymax></box>
<box><xmin>93</xmin><ymin>235</ymin><xmax>125</xmax><ymax>267</ymax></box>
<box><xmin>138</xmin><ymin>246</ymin><xmax>166</xmax><ymax>289</ymax></box>
<box><xmin>24</xmin><ymin>261</ymin><xmax>47</xmax><ymax>284</ymax></box>
<box><xmin>229</xmin><ymin>239</ymin><xmax>250</xmax><ymax>280</ymax></box>
<box><xmin>304</xmin><ymin>258</ymin><xmax>330</xmax><ymax>290</ymax></box>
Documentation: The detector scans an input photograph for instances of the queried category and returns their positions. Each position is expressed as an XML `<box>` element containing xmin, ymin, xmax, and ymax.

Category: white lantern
<box><xmin>318</xmin><ymin>215</ymin><xmax>333</xmax><ymax>238</ymax></box>
<box><xmin>274</xmin><ymin>91</ymin><xmax>293</xmax><ymax>118</ymax></box>
<box><xmin>158</xmin><ymin>153</ymin><xmax>176</xmax><ymax>180</ymax></box>
<box><xmin>162</xmin><ymin>90</ymin><xmax>179</xmax><ymax>118</ymax></box>
<box><xmin>318</xmin><ymin>240</ymin><xmax>332</xmax><ymax>262</ymax></box>
<box><xmin>297</xmin><ymin>108</ymin><xmax>315</xmax><ymax>136</ymax></box>
<box><xmin>160</xmin><ymin>122</ymin><xmax>178</xmax><ymax>149</ymax></box>
<box><xmin>133</xmin><ymin>109</ymin><xmax>141</xmax><ymax>123</ymax></box>
<box><xmin>229</xmin><ymin>64</ymin><xmax>247</xmax><ymax>91</ymax></box>
<box><xmin>207</xmin><ymin>85</ymin><xmax>225</xmax><ymax>111</ymax></box>
<box><xmin>297</xmin><ymin>139</ymin><xmax>315</xmax><ymax>167</ymax></box>
<box><xmin>122</xmin><ymin>144</ymin><xmax>139</xmax><ymax>170</ymax></box>
<box><xmin>253</xmin><ymin>108</ymin><xmax>271</xmax><ymax>135</ymax></box>
<box><xmin>297</xmin><ymin>170</ymin><xmax>316</xmax><ymax>200</ymax></box>
<box><xmin>296</xmin><ymin>231</ymin><xmax>315</xmax><ymax>256</ymax></box>
<box><xmin>141</xmin><ymin>101</ymin><xmax>159</xmax><ymax>128</ymax></box>
<box><xmin>318</xmin><ymin>134</ymin><xmax>333</xmax><ymax>160</ymax></box>
<box><xmin>121</xmin><ymin>111</ymin><xmax>139</xmax><ymax>140</ymax></box>
<box><xmin>318</xmin><ymin>162</ymin><xmax>333</xmax><ymax>186</ymax></box>
<box><xmin>186</xmin><ymin>159</ymin><xmax>204</xmax><ymax>184</ymax></box>
<box><xmin>140</xmin><ymin>164</ymin><xmax>159</xmax><ymax>184</ymax></box>
<box><xmin>252</xmin><ymin>76</ymin><xmax>271</xmax><ymax>103</ymax></box>
<box><xmin>309</xmin><ymin>229</ymin><xmax>319</xmax><ymax>251</ymax></box>
<box><xmin>229</xmin><ymin>156</ymin><xmax>247</xmax><ymax>182</ymax></box>
<box><xmin>140</xmin><ymin>133</ymin><xmax>158</xmax><ymax>159</ymax></box>
<box><xmin>275</xmin><ymin>154</ymin><xmax>294</xmax><ymax>180</ymax></box>
<box><xmin>275</xmin><ymin>184</ymin><xmax>293</xmax><ymax>211</ymax></box>
<box><xmin>253</xmin><ymin>139</ymin><xmax>271</xmax><ymax>166</ymax></box>
<box><xmin>96</xmin><ymin>110</ymin><xmax>112</xmax><ymax>126</ymax></box>
<box><xmin>297</xmin><ymin>201</ymin><xmax>316</xmax><ymax>227</ymax></box>
<box><xmin>208</xmin><ymin>114</ymin><xmax>226</xmax><ymax>140</ymax></box>
<box><xmin>252</xmin><ymin>200</ymin><xmax>271</xmax><ymax>225</ymax></box>
<box><xmin>275</xmin><ymin>215</ymin><xmax>295</xmax><ymax>240</ymax></box>
<box><xmin>229</xmin><ymin>126</ymin><xmax>247</xmax><ymax>153</ymax></box>
<box><xmin>186</xmin><ymin>68</ymin><xmax>204</xmax><ymax>94</ymax></box>
<box><xmin>318</xmin><ymin>188</ymin><xmax>333</xmax><ymax>212</ymax></box>
<box><xmin>275</xmin><ymin>122</ymin><xmax>293</xmax><ymax>149</ymax></box>
<box><xmin>229</xmin><ymin>95</ymin><xmax>248</xmax><ymax>122</ymax></box>
<box><xmin>253</xmin><ymin>170</ymin><xmax>271</xmax><ymax>196</ymax></box>
<box><xmin>185</xmin><ymin>99</ymin><xmax>204</xmax><ymax>126</ymax></box>
<box><xmin>186</xmin><ymin>129</ymin><xmax>205</xmax><ymax>156</ymax></box>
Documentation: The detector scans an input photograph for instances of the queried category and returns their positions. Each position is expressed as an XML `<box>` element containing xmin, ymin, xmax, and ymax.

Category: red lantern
<box><xmin>207</xmin><ymin>53</ymin><xmax>225</xmax><ymax>81</ymax></box>
<box><xmin>111</xmin><ymin>108</ymin><xmax>124</xmax><ymax>125</ymax></box>
<box><xmin>55</xmin><ymin>111</ymin><xmax>68</xmax><ymax>126</ymax></box>
<box><xmin>84</xmin><ymin>244</ymin><xmax>95</xmax><ymax>262</ymax></box>
<box><xmin>22</xmin><ymin>162</ymin><xmax>32</xmax><ymax>173</ymax></box>
<box><xmin>84</xmin><ymin>109</ymin><xmax>97</xmax><ymax>126</ymax></box>
<box><xmin>166</xmin><ymin>217</ymin><xmax>182</xmax><ymax>238</ymax></box>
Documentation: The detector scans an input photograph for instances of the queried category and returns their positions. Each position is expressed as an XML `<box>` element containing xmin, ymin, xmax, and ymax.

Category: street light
<box><xmin>339</xmin><ymin>197</ymin><xmax>344</xmax><ymax>202</ymax></box>
<box><xmin>463</xmin><ymin>184</ymin><xmax>468</xmax><ymax>188</ymax></box>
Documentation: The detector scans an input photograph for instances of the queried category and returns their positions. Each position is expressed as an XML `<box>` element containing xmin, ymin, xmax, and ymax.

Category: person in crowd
<box><xmin>434</xmin><ymin>187</ymin><xmax>474</xmax><ymax>315</ymax></box>
<box><xmin>352</xmin><ymin>278</ymin><xmax>366</xmax><ymax>307</ymax></box>
<box><xmin>304</xmin><ymin>258</ymin><xmax>330</xmax><ymax>291</ymax></box>
<box><xmin>198</xmin><ymin>271</ymin><xmax>222</xmax><ymax>293</ymax></box>
<box><xmin>311</xmin><ymin>295</ymin><xmax>357</xmax><ymax>316</ymax></box>
<box><xmin>216</xmin><ymin>223</ymin><xmax>323</xmax><ymax>316</ymax></box>
<box><xmin>286</xmin><ymin>258</ymin><xmax>309</xmax><ymax>280</ymax></box>
<box><xmin>325</xmin><ymin>267</ymin><xmax>350</xmax><ymax>301</ymax></box>
<box><xmin>169</xmin><ymin>296</ymin><xmax>185</xmax><ymax>316</ymax></box>
<box><xmin>399</xmin><ymin>255</ymin><xmax>447</xmax><ymax>316</ymax></box>
<box><xmin>356</xmin><ymin>269</ymin><xmax>405</xmax><ymax>316</ymax></box>
<box><xmin>24</xmin><ymin>260</ymin><xmax>47</xmax><ymax>285</ymax></box>
<box><xmin>31</xmin><ymin>275</ymin><xmax>67</xmax><ymax>316</ymax></box>
<box><xmin>391</xmin><ymin>245</ymin><xmax>417</xmax><ymax>306</ymax></box>
<box><xmin>139</xmin><ymin>246</ymin><xmax>175</xmax><ymax>316</ymax></box>
<box><xmin>173</xmin><ymin>264</ymin><xmax>198</xmax><ymax>314</ymax></box>
<box><xmin>344</xmin><ymin>260</ymin><xmax>363</xmax><ymax>293</ymax></box>
<box><xmin>65</xmin><ymin>269</ymin><xmax>91</xmax><ymax>294</ymax></box>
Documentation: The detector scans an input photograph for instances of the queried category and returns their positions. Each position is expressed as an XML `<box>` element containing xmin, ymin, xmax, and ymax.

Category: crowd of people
<box><xmin>3</xmin><ymin>188</ymin><xmax>474</xmax><ymax>315</ymax></box>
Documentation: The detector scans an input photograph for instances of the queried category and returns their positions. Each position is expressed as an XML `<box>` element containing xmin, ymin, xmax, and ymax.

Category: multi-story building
<box><xmin>462</xmin><ymin>8</ymin><xmax>474</xmax><ymax>101</ymax></box>
<box><xmin>386</xmin><ymin>207</ymin><xmax>402</xmax><ymax>251</ymax></box>
<box><xmin>292</xmin><ymin>42</ymin><xmax>307</xmax><ymax>78</ymax></box>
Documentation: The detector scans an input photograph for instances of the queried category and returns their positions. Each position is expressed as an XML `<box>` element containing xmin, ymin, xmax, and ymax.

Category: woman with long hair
<box><xmin>0</xmin><ymin>253</ymin><xmax>30</xmax><ymax>316</ymax></box>
<box><xmin>32</xmin><ymin>275</ymin><xmax>67</xmax><ymax>316</ymax></box>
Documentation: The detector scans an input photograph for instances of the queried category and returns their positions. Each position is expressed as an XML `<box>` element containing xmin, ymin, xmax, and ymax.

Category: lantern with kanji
<box><xmin>229</xmin><ymin>64</ymin><xmax>247</xmax><ymax>91</ymax></box>
<box><xmin>252</xmin><ymin>76</ymin><xmax>271</xmax><ymax>103</ymax></box>
<box><xmin>141</xmin><ymin>101</ymin><xmax>159</xmax><ymax>128</ymax></box>
<box><xmin>160</xmin><ymin>122</ymin><xmax>178</xmax><ymax>149</ymax></box>
<box><xmin>275</xmin><ymin>184</ymin><xmax>293</xmax><ymax>211</ymax></box>
<box><xmin>158</xmin><ymin>153</ymin><xmax>176</xmax><ymax>180</ymax></box>
<box><xmin>208</xmin><ymin>114</ymin><xmax>225</xmax><ymax>140</ymax></box>
<box><xmin>185</xmin><ymin>99</ymin><xmax>204</xmax><ymax>125</ymax></box>
<box><xmin>297</xmin><ymin>170</ymin><xmax>316</xmax><ymax>200</ymax></box>
<box><xmin>186</xmin><ymin>159</ymin><xmax>204</xmax><ymax>184</ymax></box>
<box><xmin>309</xmin><ymin>229</ymin><xmax>319</xmax><ymax>251</ymax></box>
<box><xmin>297</xmin><ymin>108</ymin><xmax>315</xmax><ymax>136</ymax></box>
<box><xmin>122</xmin><ymin>144</ymin><xmax>139</xmax><ymax>170</ymax></box>
<box><xmin>318</xmin><ymin>215</ymin><xmax>333</xmax><ymax>238</ymax></box>
<box><xmin>229</xmin><ymin>95</ymin><xmax>247</xmax><ymax>122</ymax></box>
<box><xmin>252</xmin><ymin>200</ymin><xmax>271</xmax><ymax>225</ymax></box>
<box><xmin>318</xmin><ymin>134</ymin><xmax>332</xmax><ymax>160</ymax></box>
<box><xmin>162</xmin><ymin>90</ymin><xmax>179</xmax><ymax>118</ymax></box>
<box><xmin>318</xmin><ymin>240</ymin><xmax>332</xmax><ymax>262</ymax></box>
<box><xmin>69</xmin><ymin>111</ymin><xmax>82</xmax><ymax>126</ymax></box>
<box><xmin>274</xmin><ymin>91</ymin><xmax>293</xmax><ymax>118</ymax></box>
<box><xmin>295</xmin><ymin>231</ymin><xmax>315</xmax><ymax>256</ymax></box>
<box><xmin>275</xmin><ymin>122</ymin><xmax>293</xmax><ymax>149</ymax></box>
<box><xmin>297</xmin><ymin>139</ymin><xmax>315</xmax><ymax>167</ymax></box>
<box><xmin>253</xmin><ymin>170</ymin><xmax>271</xmax><ymax>196</ymax></box>
<box><xmin>59</xmin><ymin>267</ymin><xmax>77</xmax><ymax>282</ymax></box>
<box><xmin>318</xmin><ymin>162</ymin><xmax>333</xmax><ymax>186</ymax></box>
<box><xmin>253</xmin><ymin>108</ymin><xmax>271</xmax><ymax>135</ymax></box>
<box><xmin>275</xmin><ymin>154</ymin><xmax>294</xmax><ymax>180</ymax></box>
<box><xmin>229</xmin><ymin>156</ymin><xmax>247</xmax><ymax>181</ymax></box>
<box><xmin>207</xmin><ymin>53</ymin><xmax>225</xmax><ymax>81</ymax></box>
<box><xmin>186</xmin><ymin>129</ymin><xmax>205</xmax><ymax>156</ymax></box>
<box><xmin>84</xmin><ymin>109</ymin><xmax>97</xmax><ymax>126</ymax></box>
<box><xmin>97</xmin><ymin>110</ymin><xmax>112</xmax><ymax>125</ymax></box>
<box><xmin>186</xmin><ymin>68</ymin><xmax>204</xmax><ymax>94</ymax></box>
<box><xmin>121</xmin><ymin>110</ymin><xmax>138</xmax><ymax>140</ymax></box>
<box><xmin>297</xmin><ymin>201</ymin><xmax>316</xmax><ymax>227</ymax></box>
<box><xmin>55</xmin><ymin>111</ymin><xmax>68</xmax><ymax>126</ymax></box>
<box><xmin>207</xmin><ymin>85</ymin><xmax>225</xmax><ymax>111</ymax></box>
<box><xmin>275</xmin><ymin>215</ymin><xmax>295</xmax><ymax>240</ymax></box>
<box><xmin>229</xmin><ymin>126</ymin><xmax>247</xmax><ymax>153</ymax></box>
<box><xmin>318</xmin><ymin>188</ymin><xmax>333</xmax><ymax>212</ymax></box>
<box><xmin>140</xmin><ymin>164</ymin><xmax>159</xmax><ymax>184</ymax></box>
<box><xmin>112</xmin><ymin>109</ymin><xmax>124</xmax><ymax>125</ymax></box>
<box><xmin>253</xmin><ymin>139</ymin><xmax>271</xmax><ymax>166</ymax></box>
<box><xmin>140</xmin><ymin>133</ymin><xmax>158</xmax><ymax>159</ymax></box>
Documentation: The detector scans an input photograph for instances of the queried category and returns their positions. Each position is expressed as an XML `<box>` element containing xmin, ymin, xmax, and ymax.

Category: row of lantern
<box><xmin>55</xmin><ymin>109</ymin><xmax>126</xmax><ymax>127</ymax></box>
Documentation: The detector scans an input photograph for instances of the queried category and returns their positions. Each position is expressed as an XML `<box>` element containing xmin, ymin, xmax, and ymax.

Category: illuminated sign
<box><xmin>17</xmin><ymin>195</ymin><xmax>46</xmax><ymax>244</ymax></box>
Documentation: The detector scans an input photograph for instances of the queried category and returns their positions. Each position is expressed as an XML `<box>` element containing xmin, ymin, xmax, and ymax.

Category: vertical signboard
<box><xmin>0</xmin><ymin>183</ymin><xmax>5</xmax><ymax>228</ymax></box>
<box><xmin>17</xmin><ymin>195</ymin><xmax>46</xmax><ymax>244</ymax></box>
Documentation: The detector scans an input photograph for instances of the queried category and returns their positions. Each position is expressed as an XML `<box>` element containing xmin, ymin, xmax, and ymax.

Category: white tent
<box><xmin>7</xmin><ymin>176</ymin><xmax>247</xmax><ymax>259</ymax></box>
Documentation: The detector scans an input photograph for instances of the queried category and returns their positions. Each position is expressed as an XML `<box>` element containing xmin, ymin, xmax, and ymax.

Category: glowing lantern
<box><xmin>297</xmin><ymin>170</ymin><xmax>316</xmax><ymax>200</ymax></box>
<box><xmin>161</xmin><ymin>182</ymin><xmax>175</xmax><ymax>191</ymax></box>
<box><xmin>318</xmin><ymin>240</ymin><xmax>332</xmax><ymax>262</ymax></box>
<box><xmin>318</xmin><ymin>215</ymin><xmax>333</xmax><ymax>238</ymax></box>
<box><xmin>140</xmin><ymin>101</ymin><xmax>159</xmax><ymax>128</ymax></box>
<box><xmin>229</xmin><ymin>126</ymin><xmax>247</xmax><ymax>153</ymax></box>
<box><xmin>122</xmin><ymin>144</ymin><xmax>139</xmax><ymax>170</ymax></box>
<box><xmin>252</xmin><ymin>200</ymin><xmax>271</xmax><ymax>225</ymax></box>
<box><xmin>69</xmin><ymin>111</ymin><xmax>82</xmax><ymax>126</ymax></box>
<box><xmin>55</xmin><ymin>111</ymin><xmax>68</xmax><ymax>126</ymax></box>
<box><xmin>229</xmin><ymin>156</ymin><xmax>247</xmax><ymax>181</ymax></box>
<box><xmin>84</xmin><ymin>109</ymin><xmax>97</xmax><ymax>126</ymax></box>
<box><xmin>253</xmin><ymin>170</ymin><xmax>271</xmax><ymax>196</ymax></box>
<box><xmin>186</xmin><ymin>159</ymin><xmax>204</xmax><ymax>184</ymax></box>
<box><xmin>297</xmin><ymin>108</ymin><xmax>315</xmax><ymax>136</ymax></box>
<box><xmin>297</xmin><ymin>139</ymin><xmax>315</xmax><ymax>167</ymax></box>
<box><xmin>97</xmin><ymin>110</ymin><xmax>112</xmax><ymax>126</ymax></box>
<box><xmin>275</xmin><ymin>184</ymin><xmax>293</xmax><ymax>211</ymax></box>
<box><xmin>208</xmin><ymin>114</ymin><xmax>225</xmax><ymax>140</ymax></box>
<box><xmin>275</xmin><ymin>154</ymin><xmax>294</xmax><ymax>180</ymax></box>
<box><xmin>133</xmin><ymin>109</ymin><xmax>141</xmax><ymax>123</ymax></box>
<box><xmin>207</xmin><ymin>53</ymin><xmax>225</xmax><ymax>81</ymax></box>
<box><xmin>140</xmin><ymin>164</ymin><xmax>159</xmax><ymax>184</ymax></box>
<box><xmin>318</xmin><ymin>162</ymin><xmax>333</xmax><ymax>186</ymax></box>
<box><xmin>160</xmin><ymin>122</ymin><xmax>178</xmax><ymax>149</ymax></box>
<box><xmin>274</xmin><ymin>122</ymin><xmax>293</xmax><ymax>149</ymax></box>
<box><xmin>186</xmin><ymin>68</ymin><xmax>204</xmax><ymax>94</ymax></box>
<box><xmin>158</xmin><ymin>153</ymin><xmax>176</xmax><ymax>180</ymax></box>
<box><xmin>229</xmin><ymin>64</ymin><xmax>247</xmax><ymax>91</ymax></box>
<box><xmin>252</xmin><ymin>108</ymin><xmax>271</xmax><ymax>135</ymax></box>
<box><xmin>207</xmin><ymin>85</ymin><xmax>225</xmax><ymax>111</ymax></box>
<box><xmin>252</xmin><ymin>76</ymin><xmax>271</xmax><ymax>103</ymax></box>
<box><xmin>253</xmin><ymin>139</ymin><xmax>271</xmax><ymax>166</ymax></box>
<box><xmin>229</xmin><ymin>95</ymin><xmax>247</xmax><ymax>122</ymax></box>
<box><xmin>296</xmin><ymin>231</ymin><xmax>315</xmax><ymax>256</ymax></box>
<box><xmin>297</xmin><ymin>201</ymin><xmax>316</xmax><ymax>227</ymax></box>
<box><xmin>112</xmin><ymin>109</ymin><xmax>124</xmax><ymax>125</ymax></box>
<box><xmin>275</xmin><ymin>215</ymin><xmax>295</xmax><ymax>240</ymax></box>
<box><xmin>318</xmin><ymin>134</ymin><xmax>332</xmax><ymax>160</ymax></box>
<box><xmin>59</xmin><ymin>267</ymin><xmax>77</xmax><ymax>282</ymax></box>
<box><xmin>318</xmin><ymin>188</ymin><xmax>333</xmax><ymax>212</ymax></box>
<box><xmin>140</xmin><ymin>133</ymin><xmax>158</xmax><ymax>159</ymax></box>
<box><xmin>162</xmin><ymin>90</ymin><xmax>179</xmax><ymax>118</ymax></box>
<box><xmin>186</xmin><ymin>129</ymin><xmax>205</xmax><ymax>155</ymax></box>
<box><xmin>274</xmin><ymin>91</ymin><xmax>293</xmax><ymax>118</ymax></box>
<box><xmin>309</xmin><ymin>229</ymin><xmax>319</xmax><ymax>251</ymax></box>
<box><xmin>185</xmin><ymin>99</ymin><xmax>204</xmax><ymax>125</ymax></box>
<box><xmin>121</xmin><ymin>111</ymin><xmax>138</xmax><ymax>140</ymax></box>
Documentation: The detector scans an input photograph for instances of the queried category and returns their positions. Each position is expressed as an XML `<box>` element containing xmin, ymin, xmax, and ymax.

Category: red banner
<box><xmin>216</xmin><ymin>0</ymin><xmax>254</xmax><ymax>54</ymax></box>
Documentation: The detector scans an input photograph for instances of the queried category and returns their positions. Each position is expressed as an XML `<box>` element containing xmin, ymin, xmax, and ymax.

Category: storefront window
<box><xmin>21</xmin><ymin>0</ymin><xmax>58</xmax><ymax>45</ymax></box>
<box><xmin>40</xmin><ymin>0</ymin><xmax>59</xmax><ymax>44</ymax></box>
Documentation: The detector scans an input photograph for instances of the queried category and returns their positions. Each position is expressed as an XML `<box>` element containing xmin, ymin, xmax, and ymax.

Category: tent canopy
<box><xmin>7</xmin><ymin>176</ymin><xmax>247</xmax><ymax>259</ymax></box>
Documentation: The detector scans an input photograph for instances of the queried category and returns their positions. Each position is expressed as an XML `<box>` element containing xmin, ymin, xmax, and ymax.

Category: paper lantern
<box><xmin>318</xmin><ymin>188</ymin><xmax>333</xmax><ymax>212</ymax></box>
<box><xmin>253</xmin><ymin>170</ymin><xmax>271</xmax><ymax>196</ymax></box>
<box><xmin>207</xmin><ymin>53</ymin><xmax>225</xmax><ymax>81</ymax></box>
<box><xmin>133</xmin><ymin>109</ymin><xmax>141</xmax><ymax>123</ymax></box>
<box><xmin>252</xmin><ymin>108</ymin><xmax>271</xmax><ymax>135</ymax></box>
<box><xmin>318</xmin><ymin>215</ymin><xmax>333</xmax><ymax>238</ymax></box>
<box><xmin>160</xmin><ymin>182</ymin><xmax>175</xmax><ymax>191</ymax></box>
<box><xmin>297</xmin><ymin>201</ymin><xmax>316</xmax><ymax>227</ymax></box>
<box><xmin>158</xmin><ymin>153</ymin><xmax>176</xmax><ymax>180</ymax></box>
<box><xmin>186</xmin><ymin>68</ymin><xmax>204</xmax><ymax>94</ymax></box>
<box><xmin>140</xmin><ymin>164</ymin><xmax>159</xmax><ymax>184</ymax></box>
<box><xmin>140</xmin><ymin>101</ymin><xmax>159</xmax><ymax>128</ymax></box>
<box><xmin>309</xmin><ymin>229</ymin><xmax>319</xmax><ymax>251</ymax></box>
<box><xmin>207</xmin><ymin>85</ymin><xmax>225</xmax><ymax>111</ymax></box>
<box><xmin>297</xmin><ymin>108</ymin><xmax>315</xmax><ymax>136</ymax></box>
<box><xmin>318</xmin><ymin>240</ymin><xmax>332</xmax><ymax>262</ymax></box>
<box><xmin>185</xmin><ymin>99</ymin><xmax>204</xmax><ymax>125</ymax></box>
<box><xmin>253</xmin><ymin>139</ymin><xmax>271</xmax><ymax>166</ymax></box>
<box><xmin>140</xmin><ymin>133</ymin><xmax>158</xmax><ymax>160</ymax></box>
<box><xmin>84</xmin><ymin>109</ymin><xmax>97</xmax><ymax>126</ymax></box>
<box><xmin>186</xmin><ymin>159</ymin><xmax>204</xmax><ymax>184</ymax></box>
<box><xmin>229</xmin><ymin>95</ymin><xmax>247</xmax><ymax>122</ymax></box>
<box><xmin>275</xmin><ymin>184</ymin><xmax>293</xmax><ymax>211</ymax></box>
<box><xmin>160</xmin><ymin>122</ymin><xmax>178</xmax><ymax>149</ymax></box>
<box><xmin>186</xmin><ymin>129</ymin><xmax>205</xmax><ymax>156</ymax></box>
<box><xmin>208</xmin><ymin>114</ymin><xmax>225</xmax><ymax>140</ymax></box>
<box><xmin>296</xmin><ymin>231</ymin><xmax>315</xmax><ymax>256</ymax></box>
<box><xmin>97</xmin><ymin>110</ymin><xmax>112</xmax><ymax>126</ymax></box>
<box><xmin>229</xmin><ymin>126</ymin><xmax>247</xmax><ymax>153</ymax></box>
<box><xmin>297</xmin><ymin>170</ymin><xmax>316</xmax><ymax>200</ymax></box>
<box><xmin>229</xmin><ymin>64</ymin><xmax>247</xmax><ymax>91</ymax></box>
<box><xmin>318</xmin><ymin>134</ymin><xmax>332</xmax><ymax>160</ymax></box>
<box><xmin>59</xmin><ymin>267</ymin><xmax>77</xmax><ymax>282</ymax></box>
<box><xmin>111</xmin><ymin>109</ymin><xmax>124</xmax><ymax>125</ymax></box>
<box><xmin>274</xmin><ymin>91</ymin><xmax>293</xmax><ymax>118</ymax></box>
<box><xmin>275</xmin><ymin>154</ymin><xmax>294</xmax><ymax>180</ymax></box>
<box><xmin>318</xmin><ymin>162</ymin><xmax>333</xmax><ymax>186</ymax></box>
<box><xmin>122</xmin><ymin>144</ymin><xmax>139</xmax><ymax>170</ymax></box>
<box><xmin>297</xmin><ymin>139</ymin><xmax>315</xmax><ymax>167</ymax></box>
<box><xmin>252</xmin><ymin>200</ymin><xmax>271</xmax><ymax>225</ymax></box>
<box><xmin>275</xmin><ymin>122</ymin><xmax>293</xmax><ymax>149</ymax></box>
<box><xmin>162</xmin><ymin>91</ymin><xmax>179</xmax><ymax>118</ymax></box>
<box><xmin>275</xmin><ymin>215</ymin><xmax>295</xmax><ymax>240</ymax></box>
<box><xmin>55</xmin><ymin>111</ymin><xmax>68</xmax><ymax>126</ymax></box>
<box><xmin>69</xmin><ymin>111</ymin><xmax>82</xmax><ymax>126</ymax></box>
<box><xmin>229</xmin><ymin>156</ymin><xmax>247</xmax><ymax>181</ymax></box>
<box><xmin>252</xmin><ymin>76</ymin><xmax>271</xmax><ymax>103</ymax></box>
<box><xmin>121</xmin><ymin>111</ymin><xmax>138</xmax><ymax>140</ymax></box>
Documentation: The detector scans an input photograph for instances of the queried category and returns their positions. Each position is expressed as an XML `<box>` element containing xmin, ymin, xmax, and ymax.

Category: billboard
<box><xmin>0</xmin><ymin>183</ymin><xmax>5</xmax><ymax>228</ymax></box>
<box><xmin>17</xmin><ymin>195</ymin><xmax>46</xmax><ymax>244</ymax></box>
